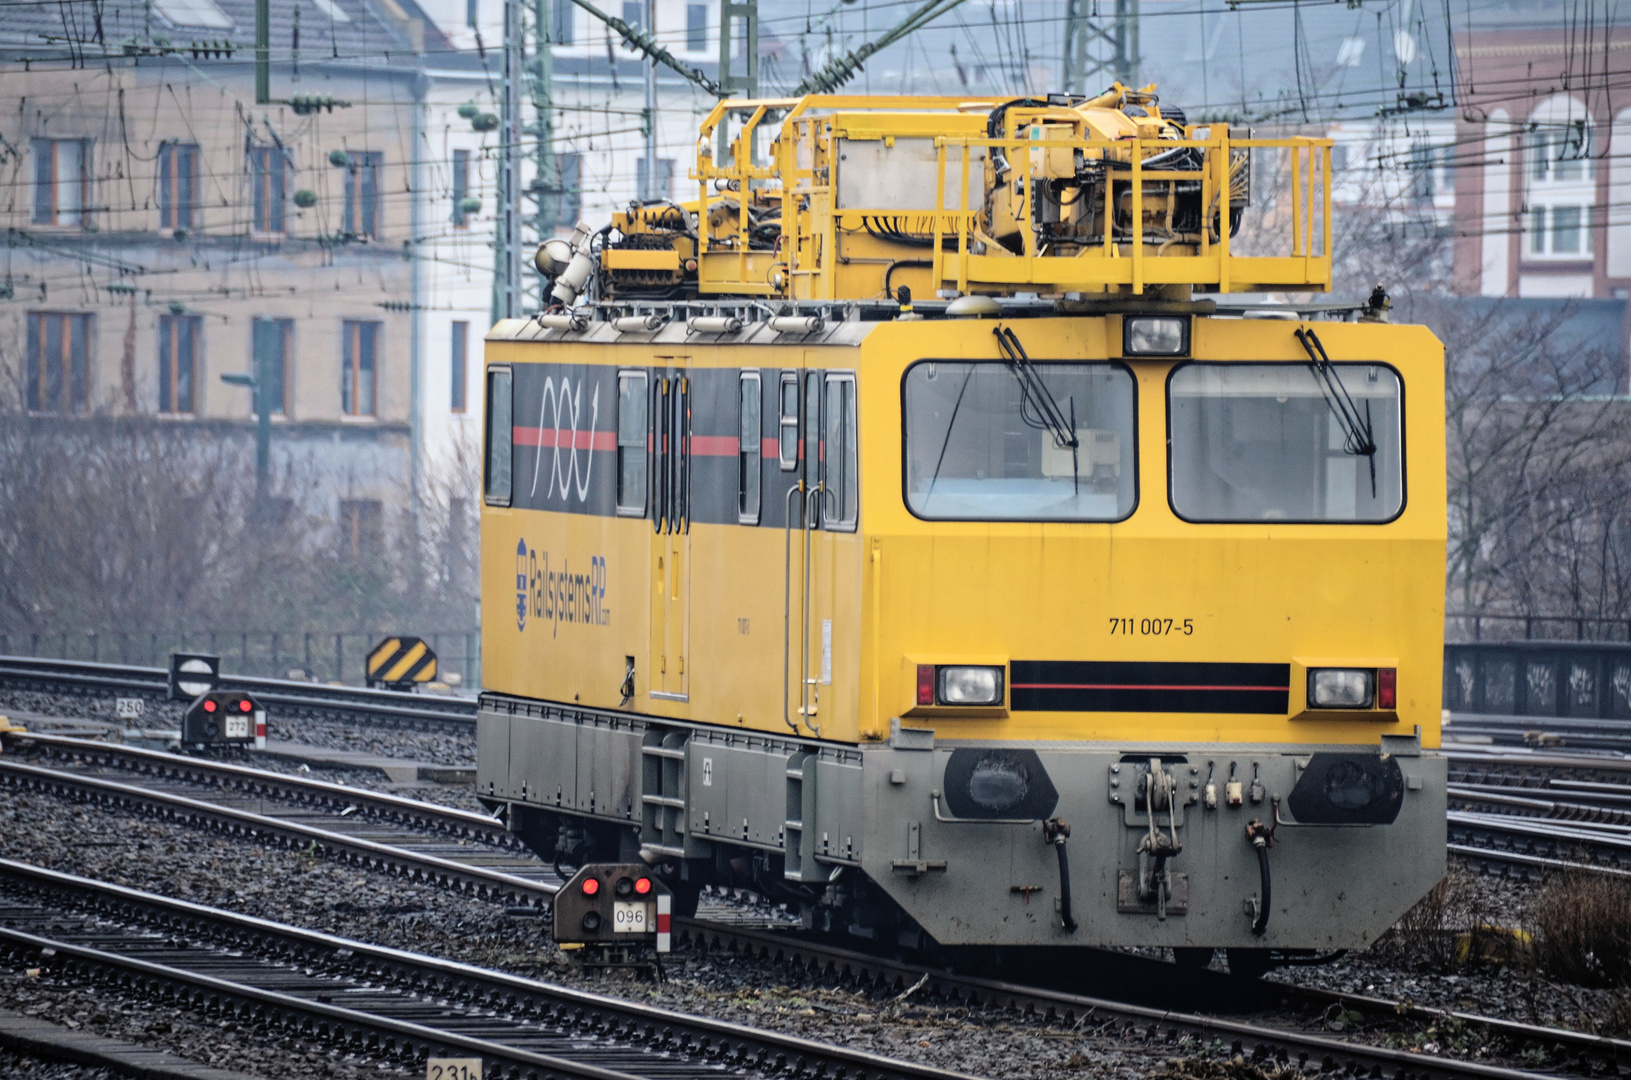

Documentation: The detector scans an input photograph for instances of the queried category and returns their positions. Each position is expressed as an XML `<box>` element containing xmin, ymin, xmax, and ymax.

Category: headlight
<box><xmin>936</xmin><ymin>665</ymin><xmax>1005</xmax><ymax>706</ymax></box>
<box><xmin>1123</xmin><ymin>315</ymin><xmax>1189</xmax><ymax>356</ymax></box>
<box><xmin>1308</xmin><ymin>668</ymin><xmax>1374</xmax><ymax>709</ymax></box>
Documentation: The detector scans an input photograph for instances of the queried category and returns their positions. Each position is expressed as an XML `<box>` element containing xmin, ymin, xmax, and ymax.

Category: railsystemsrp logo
<box><xmin>516</xmin><ymin>539</ymin><xmax>610</xmax><ymax>636</ymax></box>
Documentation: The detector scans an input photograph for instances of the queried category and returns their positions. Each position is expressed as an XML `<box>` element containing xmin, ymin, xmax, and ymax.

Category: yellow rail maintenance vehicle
<box><xmin>477</xmin><ymin>85</ymin><xmax>1446</xmax><ymax>977</ymax></box>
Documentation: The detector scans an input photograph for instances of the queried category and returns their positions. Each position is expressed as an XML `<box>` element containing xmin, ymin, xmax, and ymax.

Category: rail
<box><xmin>8</xmin><ymin>735</ymin><xmax>1625</xmax><ymax>1077</ymax></box>
<box><xmin>0</xmin><ymin>654</ymin><xmax>477</xmax><ymax>730</ymax></box>
<box><xmin>0</xmin><ymin>858</ymin><xmax>974</xmax><ymax>1080</ymax></box>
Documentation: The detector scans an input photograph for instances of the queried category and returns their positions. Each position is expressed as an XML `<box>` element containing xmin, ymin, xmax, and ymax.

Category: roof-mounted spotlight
<box><xmin>1123</xmin><ymin>314</ymin><xmax>1190</xmax><ymax>356</ymax></box>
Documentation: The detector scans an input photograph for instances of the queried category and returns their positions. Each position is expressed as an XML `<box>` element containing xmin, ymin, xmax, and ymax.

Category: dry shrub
<box><xmin>1533</xmin><ymin>872</ymin><xmax>1631</xmax><ymax>987</ymax></box>
<box><xmin>1149</xmin><ymin>1058</ymin><xmax>1308</xmax><ymax>1080</ymax></box>
<box><xmin>1373</xmin><ymin>868</ymin><xmax>1500</xmax><ymax>972</ymax></box>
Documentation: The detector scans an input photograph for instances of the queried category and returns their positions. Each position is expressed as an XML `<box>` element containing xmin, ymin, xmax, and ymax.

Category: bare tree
<box><xmin>0</xmin><ymin>406</ymin><xmax>479</xmax><ymax>646</ymax></box>
<box><xmin>1432</xmin><ymin>296</ymin><xmax>1631</xmax><ymax>627</ymax></box>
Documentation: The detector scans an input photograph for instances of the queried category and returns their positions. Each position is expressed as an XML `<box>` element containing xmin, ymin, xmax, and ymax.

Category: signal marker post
<box><xmin>365</xmin><ymin>637</ymin><xmax>439</xmax><ymax>690</ymax></box>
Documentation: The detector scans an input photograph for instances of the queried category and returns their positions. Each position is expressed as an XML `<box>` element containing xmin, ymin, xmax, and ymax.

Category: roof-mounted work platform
<box><xmin>565</xmin><ymin>85</ymin><xmax>1333</xmax><ymax>307</ymax></box>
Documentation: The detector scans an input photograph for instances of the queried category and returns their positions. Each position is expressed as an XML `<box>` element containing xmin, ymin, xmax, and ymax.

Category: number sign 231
<box><xmin>427</xmin><ymin>1059</ymin><xmax>481</xmax><ymax>1080</ymax></box>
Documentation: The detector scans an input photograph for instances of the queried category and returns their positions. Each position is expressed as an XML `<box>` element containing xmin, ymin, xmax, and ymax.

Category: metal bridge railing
<box><xmin>1447</xmin><ymin>612</ymin><xmax>1631</xmax><ymax>644</ymax></box>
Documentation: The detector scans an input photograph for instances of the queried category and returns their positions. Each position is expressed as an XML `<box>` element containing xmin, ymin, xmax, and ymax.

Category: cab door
<box><xmin>787</xmin><ymin>361</ymin><xmax>859</xmax><ymax>736</ymax></box>
<box><xmin>649</xmin><ymin>359</ymin><xmax>691</xmax><ymax>702</ymax></box>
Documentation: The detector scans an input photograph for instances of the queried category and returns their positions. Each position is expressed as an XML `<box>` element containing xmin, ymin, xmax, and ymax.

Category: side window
<box><xmin>484</xmin><ymin>367</ymin><xmax>513</xmax><ymax>506</ymax></box>
<box><xmin>823</xmin><ymin>373</ymin><xmax>858</xmax><ymax>530</ymax></box>
<box><xmin>617</xmin><ymin>371</ymin><xmax>648</xmax><ymax>516</ymax></box>
<box><xmin>738</xmin><ymin>371</ymin><xmax>762</xmax><ymax>523</ymax></box>
<box><xmin>804</xmin><ymin>370</ymin><xmax>822</xmax><ymax>522</ymax></box>
<box><xmin>778</xmin><ymin>373</ymin><xmax>799</xmax><ymax>470</ymax></box>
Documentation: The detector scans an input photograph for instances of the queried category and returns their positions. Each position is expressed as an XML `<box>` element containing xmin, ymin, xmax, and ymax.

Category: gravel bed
<box><xmin>266</xmin><ymin>717</ymin><xmax>473</xmax><ymax>769</ymax></box>
<box><xmin>1</xmin><ymin>687</ymin><xmax>1612</xmax><ymax>1062</ymax></box>
<box><xmin>1271</xmin><ymin>861</ymin><xmax>1631</xmax><ymax>1038</ymax></box>
<box><xmin>239</xmin><ymin>758</ymin><xmax>492</xmax><ymax>813</ymax></box>
<box><xmin>0</xmin><ymin>688</ymin><xmax>473</xmax><ymax>768</ymax></box>
<box><xmin>0</xmin><ymin>1047</ymin><xmax>121</xmax><ymax>1079</ymax></box>
<box><xmin>0</xmin><ymin>690</ymin><xmax>186</xmax><ymax>729</ymax></box>
<box><xmin>0</xmin><ymin>786</ymin><xmax>1221</xmax><ymax>1080</ymax></box>
<box><xmin>0</xmin><ymin>976</ymin><xmax>403</xmax><ymax>1080</ymax></box>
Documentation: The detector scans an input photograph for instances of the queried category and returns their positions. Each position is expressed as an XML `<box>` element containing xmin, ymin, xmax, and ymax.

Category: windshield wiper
<box><xmin>925</xmin><ymin>363</ymin><xmax>976</xmax><ymax>503</ymax></box>
<box><xmin>1294</xmin><ymin>327</ymin><xmax>1377</xmax><ymax>497</ymax></box>
<box><xmin>994</xmin><ymin>326</ymin><xmax>1078</xmax><ymax>448</ymax></box>
<box><xmin>994</xmin><ymin>326</ymin><xmax>1081</xmax><ymax>494</ymax></box>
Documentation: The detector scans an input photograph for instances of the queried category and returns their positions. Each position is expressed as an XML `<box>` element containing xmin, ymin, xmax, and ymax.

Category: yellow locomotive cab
<box><xmin>478</xmin><ymin>88</ymin><xmax>1446</xmax><ymax>966</ymax></box>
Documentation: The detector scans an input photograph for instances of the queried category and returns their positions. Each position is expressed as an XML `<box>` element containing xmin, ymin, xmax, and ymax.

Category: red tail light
<box><xmin>1377</xmin><ymin>668</ymin><xmax>1397</xmax><ymax>710</ymax></box>
<box><xmin>916</xmin><ymin>664</ymin><xmax>935</xmax><ymax>706</ymax></box>
<box><xmin>581</xmin><ymin>878</ymin><xmax>599</xmax><ymax>896</ymax></box>
<box><xmin>634</xmin><ymin>877</ymin><xmax>652</xmax><ymax>895</ymax></box>
<box><xmin>203</xmin><ymin>699</ymin><xmax>217</xmax><ymax>713</ymax></box>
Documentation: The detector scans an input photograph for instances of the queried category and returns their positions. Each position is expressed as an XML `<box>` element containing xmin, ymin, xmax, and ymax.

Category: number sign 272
<box><xmin>427</xmin><ymin>1059</ymin><xmax>482</xmax><ymax>1080</ymax></box>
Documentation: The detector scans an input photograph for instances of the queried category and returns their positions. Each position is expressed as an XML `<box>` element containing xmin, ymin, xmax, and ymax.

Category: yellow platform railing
<box><xmin>690</xmin><ymin>97</ymin><xmax>1333</xmax><ymax>299</ymax></box>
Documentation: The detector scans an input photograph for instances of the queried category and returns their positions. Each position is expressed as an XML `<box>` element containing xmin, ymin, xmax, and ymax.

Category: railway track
<box><xmin>0</xmin><ymin>654</ymin><xmax>476</xmax><ymax>732</ymax></box>
<box><xmin>1448</xmin><ymin>746</ymin><xmax>1631</xmax><ymax>787</ymax></box>
<box><xmin>0</xmin><ymin>734</ymin><xmax>1620</xmax><ymax>1078</ymax></box>
<box><xmin>0</xmin><ymin>857</ymin><xmax>974</xmax><ymax>1080</ymax></box>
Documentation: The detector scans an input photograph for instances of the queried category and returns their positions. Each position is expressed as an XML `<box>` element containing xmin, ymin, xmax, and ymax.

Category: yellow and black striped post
<box><xmin>365</xmin><ymin>636</ymin><xmax>438</xmax><ymax>690</ymax></box>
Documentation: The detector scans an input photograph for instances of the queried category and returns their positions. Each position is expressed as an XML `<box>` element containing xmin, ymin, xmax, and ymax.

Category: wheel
<box><xmin>1172</xmin><ymin>947</ymin><xmax>1214</xmax><ymax>971</ymax></box>
<box><xmin>1225</xmin><ymin>947</ymin><xmax>1275</xmax><ymax>980</ymax></box>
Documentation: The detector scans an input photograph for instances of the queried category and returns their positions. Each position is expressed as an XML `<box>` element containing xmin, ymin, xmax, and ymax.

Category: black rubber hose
<box><xmin>1252</xmin><ymin>842</ymin><xmax>1271</xmax><ymax>936</ymax></box>
<box><xmin>884</xmin><ymin>260</ymin><xmax>933</xmax><ymax>297</ymax></box>
<box><xmin>1054</xmin><ymin>839</ymin><xmax>1078</xmax><ymax>932</ymax></box>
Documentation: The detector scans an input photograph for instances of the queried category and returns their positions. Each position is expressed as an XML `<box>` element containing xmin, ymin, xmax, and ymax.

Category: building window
<box><xmin>26</xmin><ymin>312</ymin><xmax>92</xmax><ymax>414</ymax></box>
<box><xmin>158</xmin><ymin>314</ymin><xmax>201</xmax><ymax>414</ymax></box>
<box><xmin>343</xmin><ymin>151</ymin><xmax>382</xmax><ymax>237</ymax></box>
<box><xmin>616</xmin><ymin>370</ymin><xmax>648</xmax><ymax>515</ymax></box>
<box><xmin>1525</xmin><ymin>98</ymin><xmax>1595</xmax><ymax>261</ymax></box>
<box><xmin>341</xmin><ymin>320</ymin><xmax>379</xmax><ymax>416</ymax></box>
<box><xmin>636</xmin><ymin>157</ymin><xmax>675</xmax><ymax>201</ymax></box>
<box><xmin>249</xmin><ymin>145</ymin><xmax>286</xmax><ymax>234</ymax></box>
<box><xmin>1408</xmin><ymin>139</ymin><xmax>1436</xmax><ymax>202</ymax></box>
<box><xmin>738</xmin><ymin>371</ymin><xmax>761</xmax><ymax>523</ymax></box>
<box><xmin>452</xmin><ymin>149</ymin><xmax>471</xmax><ymax>228</ymax></box>
<box><xmin>159</xmin><ymin>142</ymin><xmax>199</xmax><ymax>230</ymax></box>
<box><xmin>451</xmin><ymin>321</ymin><xmax>468</xmax><ymax>412</ymax></box>
<box><xmin>552</xmin><ymin>0</ymin><xmax>573</xmax><ymax>43</ymax></box>
<box><xmin>339</xmin><ymin>499</ymin><xmax>382</xmax><ymax>559</ymax></box>
<box><xmin>548</xmin><ymin>152</ymin><xmax>582</xmax><ymax>225</ymax></box>
<box><xmin>465</xmin><ymin>0</ymin><xmax>476</xmax><ymax>27</ymax></box>
<box><xmin>620</xmin><ymin>1</ymin><xmax>641</xmax><ymax>28</ymax></box>
<box><xmin>686</xmin><ymin>3</ymin><xmax>706</xmax><ymax>50</ymax></box>
<box><xmin>252</xmin><ymin>318</ymin><xmax>291</xmax><ymax>416</ymax></box>
<box><xmin>32</xmin><ymin>139</ymin><xmax>88</xmax><ymax>226</ymax></box>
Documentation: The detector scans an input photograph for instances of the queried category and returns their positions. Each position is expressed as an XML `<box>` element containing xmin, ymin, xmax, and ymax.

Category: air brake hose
<box><xmin>1055</xmin><ymin>839</ymin><xmax>1078</xmax><ymax>933</ymax></box>
<box><xmin>1252</xmin><ymin>842</ymin><xmax>1271</xmax><ymax>936</ymax></box>
<box><xmin>1245</xmin><ymin>813</ymin><xmax>1276</xmax><ymax>936</ymax></box>
<box><xmin>1044</xmin><ymin>818</ymin><xmax>1077</xmax><ymax>932</ymax></box>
